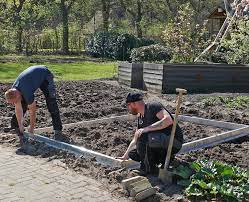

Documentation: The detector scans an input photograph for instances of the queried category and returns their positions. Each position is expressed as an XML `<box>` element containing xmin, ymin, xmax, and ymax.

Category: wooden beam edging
<box><xmin>35</xmin><ymin>114</ymin><xmax>246</xmax><ymax>134</ymax></box>
<box><xmin>24</xmin><ymin>126</ymin><xmax>249</xmax><ymax>169</ymax></box>
<box><xmin>179</xmin><ymin>126</ymin><xmax>249</xmax><ymax>154</ymax></box>
<box><xmin>177</xmin><ymin>115</ymin><xmax>247</xmax><ymax>130</ymax></box>
<box><xmin>31</xmin><ymin>114</ymin><xmax>248</xmax><ymax>167</ymax></box>
<box><xmin>34</xmin><ymin>114</ymin><xmax>133</xmax><ymax>133</ymax></box>
<box><xmin>24</xmin><ymin>132</ymin><xmax>123</xmax><ymax>168</ymax></box>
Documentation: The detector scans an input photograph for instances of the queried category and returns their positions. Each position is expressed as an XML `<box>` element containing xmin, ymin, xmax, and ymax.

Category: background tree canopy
<box><xmin>0</xmin><ymin>0</ymin><xmax>248</xmax><ymax>64</ymax></box>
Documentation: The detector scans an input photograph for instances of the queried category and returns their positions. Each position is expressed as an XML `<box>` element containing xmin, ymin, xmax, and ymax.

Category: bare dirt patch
<box><xmin>1</xmin><ymin>80</ymin><xmax>248</xmax><ymax>201</ymax></box>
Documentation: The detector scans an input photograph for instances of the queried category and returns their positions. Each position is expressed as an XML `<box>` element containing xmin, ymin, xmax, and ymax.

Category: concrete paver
<box><xmin>0</xmin><ymin>145</ymin><xmax>124</xmax><ymax>202</ymax></box>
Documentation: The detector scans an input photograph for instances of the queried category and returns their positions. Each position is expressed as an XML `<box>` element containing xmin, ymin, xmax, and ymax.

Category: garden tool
<box><xmin>158</xmin><ymin>88</ymin><xmax>187</xmax><ymax>184</ymax></box>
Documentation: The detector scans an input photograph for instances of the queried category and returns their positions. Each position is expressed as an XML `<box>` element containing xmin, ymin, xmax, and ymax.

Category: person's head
<box><xmin>125</xmin><ymin>92</ymin><xmax>145</xmax><ymax>115</ymax></box>
<box><xmin>5</xmin><ymin>88</ymin><xmax>21</xmax><ymax>104</ymax></box>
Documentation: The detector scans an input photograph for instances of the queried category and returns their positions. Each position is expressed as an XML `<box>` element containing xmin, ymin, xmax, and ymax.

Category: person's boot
<box><xmin>18</xmin><ymin>135</ymin><xmax>28</xmax><ymax>147</ymax></box>
<box><xmin>54</xmin><ymin>130</ymin><xmax>63</xmax><ymax>141</ymax></box>
<box><xmin>132</xmin><ymin>163</ymin><xmax>147</xmax><ymax>176</ymax></box>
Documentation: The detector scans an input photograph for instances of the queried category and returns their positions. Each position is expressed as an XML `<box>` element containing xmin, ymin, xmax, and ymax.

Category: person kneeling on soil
<box><xmin>4</xmin><ymin>65</ymin><xmax>63</xmax><ymax>146</ymax></box>
<box><xmin>117</xmin><ymin>92</ymin><xmax>183</xmax><ymax>175</ymax></box>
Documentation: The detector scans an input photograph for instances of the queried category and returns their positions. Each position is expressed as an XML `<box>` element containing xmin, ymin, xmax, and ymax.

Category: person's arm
<box><xmin>135</xmin><ymin>109</ymin><xmax>173</xmax><ymax>138</ymax></box>
<box><xmin>15</xmin><ymin>101</ymin><xmax>24</xmax><ymax>134</ymax></box>
<box><xmin>28</xmin><ymin>101</ymin><xmax>36</xmax><ymax>134</ymax></box>
<box><xmin>117</xmin><ymin>135</ymin><xmax>138</xmax><ymax>160</ymax></box>
<box><xmin>145</xmin><ymin>109</ymin><xmax>173</xmax><ymax>132</ymax></box>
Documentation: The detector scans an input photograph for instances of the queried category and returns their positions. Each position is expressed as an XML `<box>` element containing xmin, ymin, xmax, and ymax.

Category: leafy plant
<box><xmin>86</xmin><ymin>31</ymin><xmax>155</xmax><ymax>61</ymax></box>
<box><xmin>210</xmin><ymin>51</ymin><xmax>228</xmax><ymax>64</ymax></box>
<box><xmin>161</xmin><ymin>3</ymin><xmax>209</xmax><ymax>63</ymax></box>
<box><xmin>202</xmin><ymin>96</ymin><xmax>249</xmax><ymax>109</ymax></box>
<box><xmin>221</xmin><ymin>18</ymin><xmax>249</xmax><ymax>64</ymax></box>
<box><xmin>174</xmin><ymin>160</ymin><xmax>249</xmax><ymax>201</ymax></box>
<box><xmin>130</xmin><ymin>44</ymin><xmax>171</xmax><ymax>63</ymax></box>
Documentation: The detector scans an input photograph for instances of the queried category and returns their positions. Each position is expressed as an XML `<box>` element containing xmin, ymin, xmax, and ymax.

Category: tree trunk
<box><xmin>61</xmin><ymin>0</ymin><xmax>69</xmax><ymax>54</ymax></box>
<box><xmin>101</xmin><ymin>0</ymin><xmax>110</xmax><ymax>31</ymax></box>
<box><xmin>16</xmin><ymin>27</ymin><xmax>23</xmax><ymax>53</ymax></box>
<box><xmin>13</xmin><ymin>0</ymin><xmax>26</xmax><ymax>53</ymax></box>
<box><xmin>135</xmin><ymin>0</ymin><xmax>142</xmax><ymax>38</ymax></box>
<box><xmin>165</xmin><ymin>0</ymin><xmax>177</xmax><ymax>19</ymax></box>
<box><xmin>54</xmin><ymin>28</ymin><xmax>59</xmax><ymax>50</ymax></box>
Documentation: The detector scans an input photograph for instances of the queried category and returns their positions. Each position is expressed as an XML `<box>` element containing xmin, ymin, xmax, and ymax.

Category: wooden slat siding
<box><xmin>118</xmin><ymin>62</ymin><xmax>144</xmax><ymax>89</ymax></box>
<box><xmin>119</xmin><ymin>71</ymin><xmax>132</xmax><ymax>78</ymax></box>
<box><xmin>131</xmin><ymin>63</ymin><xmax>144</xmax><ymax>89</ymax></box>
<box><xmin>163</xmin><ymin>64</ymin><xmax>249</xmax><ymax>93</ymax></box>
<box><xmin>143</xmin><ymin>63</ymin><xmax>163</xmax><ymax>92</ymax></box>
<box><xmin>118</xmin><ymin>63</ymin><xmax>132</xmax><ymax>87</ymax></box>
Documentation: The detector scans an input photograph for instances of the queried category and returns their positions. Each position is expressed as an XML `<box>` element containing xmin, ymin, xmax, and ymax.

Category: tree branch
<box><xmin>119</xmin><ymin>0</ymin><xmax>136</xmax><ymax>17</ymax></box>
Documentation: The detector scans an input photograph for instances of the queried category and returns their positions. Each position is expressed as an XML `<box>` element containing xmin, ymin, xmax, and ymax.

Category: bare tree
<box><xmin>119</xmin><ymin>0</ymin><xmax>143</xmax><ymax>37</ymax></box>
<box><xmin>60</xmin><ymin>0</ymin><xmax>74</xmax><ymax>54</ymax></box>
<box><xmin>101</xmin><ymin>0</ymin><xmax>111</xmax><ymax>31</ymax></box>
<box><xmin>12</xmin><ymin>0</ymin><xmax>26</xmax><ymax>52</ymax></box>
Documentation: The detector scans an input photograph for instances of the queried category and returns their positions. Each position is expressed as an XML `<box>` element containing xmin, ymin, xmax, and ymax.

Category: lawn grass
<box><xmin>0</xmin><ymin>62</ymin><xmax>117</xmax><ymax>83</ymax></box>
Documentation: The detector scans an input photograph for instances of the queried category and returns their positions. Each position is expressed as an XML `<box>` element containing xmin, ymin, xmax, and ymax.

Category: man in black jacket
<box><xmin>117</xmin><ymin>92</ymin><xmax>183</xmax><ymax>175</ymax></box>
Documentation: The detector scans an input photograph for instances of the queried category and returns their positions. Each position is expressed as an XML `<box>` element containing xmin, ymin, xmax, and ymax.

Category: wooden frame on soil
<box><xmin>28</xmin><ymin>115</ymin><xmax>248</xmax><ymax>168</ymax></box>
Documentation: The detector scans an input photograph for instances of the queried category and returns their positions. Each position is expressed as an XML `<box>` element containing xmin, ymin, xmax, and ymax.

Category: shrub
<box><xmin>114</xmin><ymin>33</ymin><xmax>139</xmax><ymax>60</ymax></box>
<box><xmin>86</xmin><ymin>31</ymin><xmax>118</xmax><ymax>58</ymax></box>
<box><xmin>130</xmin><ymin>44</ymin><xmax>171</xmax><ymax>63</ymax></box>
<box><xmin>221</xmin><ymin>18</ymin><xmax>249</xmax><ymax>64</ymax></box>
<box><xmin>161</xmin><ymin>3</ymin><xmax>209</xmax><ymax>63</ymax></box>
<box><xmin>210</xmin><ymin>52</ymin><xmax>228</xmax><ymax>63</ymax></box>
<box><xmin>86</xmin><ymin>31</ymin><xmax>155</xmax><ymax>61</ymax></box>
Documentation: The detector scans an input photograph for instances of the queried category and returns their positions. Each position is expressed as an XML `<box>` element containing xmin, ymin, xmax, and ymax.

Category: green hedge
<box><xmin>210</xmin><ymin>52</ymin><xmax>228</xmax><ymax>64</ymax></box>
<box><xmin>86</xmin><ymin>31</ymin><xmax>155</xmax><ymax>61</ymax></box>
<box><xmin>130</xmin><ymin>44</ymin><xmax>171</xmax><ymax>63</ymax></box>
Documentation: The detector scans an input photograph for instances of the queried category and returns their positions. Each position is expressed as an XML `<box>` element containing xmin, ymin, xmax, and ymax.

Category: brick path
<box><xmin>0</xmin><ymin>145</ymin><xmax>126</xmax><ymax>202</ymax></box>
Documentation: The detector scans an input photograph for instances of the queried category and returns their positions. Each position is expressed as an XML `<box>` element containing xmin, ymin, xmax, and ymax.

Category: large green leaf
<box><xmin>177</xmin><ymin>179</ymin><xmax>191</xmax><ymax>187</ymax></box>
<box><xmin>184</xmin><ymin>159</ymin><xmax>249</xmax><ymax>201</ymax></box>
<box><xmin>185</xmin><ymin>184</ymin><xmax>204</xmax><ymax>197</ymax></box>
<box><xmin>172</xmin><ymin>164</ymin><xmax>193</xmax><ymax>179</ymax></box>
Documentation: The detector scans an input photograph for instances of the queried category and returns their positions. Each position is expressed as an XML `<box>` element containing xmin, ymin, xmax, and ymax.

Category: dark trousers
<box><xmin>128</xmin><ymin>133</ymin><xmax>181</xmax><ymax>172</ymax></box>
<box><xmin>11</xmin><ymin>72</ymin><xmax>62</xmax><ymax>132</ymax></box>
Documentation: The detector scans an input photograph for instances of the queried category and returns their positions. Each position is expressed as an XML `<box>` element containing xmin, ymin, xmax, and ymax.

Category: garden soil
<box><xmin>1</xmin><ymin>80</ymin><xmax>248</xmax><ymax>201</ymax></box>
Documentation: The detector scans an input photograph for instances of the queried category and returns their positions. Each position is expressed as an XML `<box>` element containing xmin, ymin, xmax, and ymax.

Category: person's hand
<box><xmin>116</xmin><ymin>154</ymin><xmax>129</xmax><ymax>160</ymax></box>
<box><xmin>134</xmin><ymin>128</ymin><xmax>148</xmax><ymax>139</ymax></box>
<box><xmin>28</xmin><ymin>127</ymin><xmax>34</xmax><ymax>134</ymax></box>
<box><xmin>19</xmin><ymin>126</ymin><xmax>24</xmax><ymax>134</ymax></box>
<box><xmin>17</xmin><ymin>127</ymin><xmax>24</xmax><ymax>136</ymax></box>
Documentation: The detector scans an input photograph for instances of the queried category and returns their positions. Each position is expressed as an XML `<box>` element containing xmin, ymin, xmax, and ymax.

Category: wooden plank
<box><xmin>178</xmin><ymin>115</ymin><xmax>248</xmax><ymax>130</ymax></box>
<box><xmin>118</xmin><ymin>67</ymin><xmax>132</xmax><ymax>73</ymax></box>
<box><xmin>24</xmin><ymin>132</ymin><xmax>123</xmax><ymax>168</ymax></box>
<box><xmin>143</xmin><ymin>74</ymin><xmax>162</xmax><ymax>80</ymax></box>
<box><xmin>179</xmin><ymin>126</ymin><xmax>249</xmax><ymax>154</ymax></box>
<box><xmin>143</xmin><ymin>69</ymin><xmax>164</xmax><ymax>74</ymax></box>
<box><xmin>143</xmin><ymin>83</ymin><xmax>162</xmax><ymax>91</ymax></box>
<box><xmin>144</xmin><ymin>78</ymin><xmax>162</xmax><ymax>85</ymax></box>
<box><xmin>144</xmin><ymin>74</ymin><xmax>163</xmax><ymax>78</ymax></box>
<box><xmin>34</xmin><ymin>115</ymin><xmax>132</xmax><ymax>133</ymax></box>
<box><xmin>118</xmin><ymin>71</ymin><xmax>131</xmax><ymax>77</ymax></box>
<box><xmin>144</xmin><ymin>63</ymin><xmax>163</xmax><ymax>71</ymax></box>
